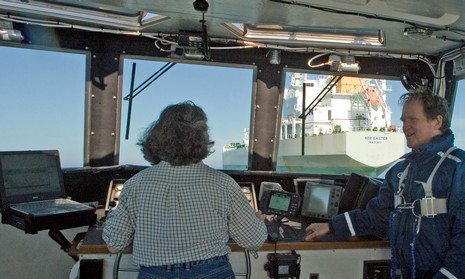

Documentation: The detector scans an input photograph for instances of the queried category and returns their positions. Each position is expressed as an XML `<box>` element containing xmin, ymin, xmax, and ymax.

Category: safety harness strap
<box><xmin>418</xmin><ymin>146</ymin><xmax>456</xmax><ymax>217</ymax></box>
<box><xmin>395</xmin><ymin>162</ymin><xmax>410</xmax><ymax>208</ymax></box>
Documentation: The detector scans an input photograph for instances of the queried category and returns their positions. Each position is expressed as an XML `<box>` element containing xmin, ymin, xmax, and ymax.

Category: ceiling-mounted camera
<box><xmin>193</xmin><ymin>0</ymin><xmax>209</xmax><ymax>12</ymax></box>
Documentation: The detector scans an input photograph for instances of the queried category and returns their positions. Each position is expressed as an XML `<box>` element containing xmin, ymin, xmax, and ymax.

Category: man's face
<box><xmin>401</xmin><ymin>100</ymin><xmax>443</xmax><ymax>150</ymax></box>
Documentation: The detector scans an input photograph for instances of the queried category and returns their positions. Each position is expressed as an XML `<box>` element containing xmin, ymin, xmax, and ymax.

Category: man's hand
<box><xmin>304</xmin><ymin>223</ymin><xmax>330</xmax><ymax>241</ymax></box>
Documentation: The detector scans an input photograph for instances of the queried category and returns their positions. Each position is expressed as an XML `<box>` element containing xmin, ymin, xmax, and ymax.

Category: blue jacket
<box><xmin>331</xmin><ymin>130</ymin><xmax>465</xmax><ymax>279</ymax></box>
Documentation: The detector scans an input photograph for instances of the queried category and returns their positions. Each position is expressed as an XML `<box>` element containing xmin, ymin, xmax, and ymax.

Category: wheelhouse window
<box><xmin>0</xmin><ymin>46</ymin><xmax>85</xmax><ymax>167</ymax></box>
<box><xmin>450</xmin><ymin>79</ymin><xmax>465</xmax><ymax>149</ymax></box>
<box><xmin>277</xmin><ymin>72</ymin><xmax>408</xmax><ymax>177</ymax></box>
<box><xmin>119</xmin><ymin>58</ymin><xmax>254</xmax><ymax>170</ymax></box>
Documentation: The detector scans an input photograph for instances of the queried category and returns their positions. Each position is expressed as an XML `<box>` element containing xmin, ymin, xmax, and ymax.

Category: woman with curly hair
<box><xmin>103</xmin><ymin>101</ymin><xmax>267</xmax><ymax>279</ymax></box>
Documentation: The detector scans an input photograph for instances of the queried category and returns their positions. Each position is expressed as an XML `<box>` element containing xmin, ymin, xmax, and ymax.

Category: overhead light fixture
<box><xmin>0</xmin><ymin>21</ymin><xmax>23</xmax><ymax>42</ymax></box>
<box><xmin>224</xmin><ymin>23</ymin><xmax>385</xmax><ymax>46</ymax></box>
<box><xmin>403</xmin><ymin>27</ymin><xmax>433</xmax><ymax>40</ymax></box>
<box><xmin>0</xmin><ymin>0</ymin><xmax>167</xmax><ymax>29</ymax></box>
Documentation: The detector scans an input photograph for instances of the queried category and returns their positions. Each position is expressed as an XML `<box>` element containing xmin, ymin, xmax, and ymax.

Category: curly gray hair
<box><xmin>138</xmin><ymin>101</ymin><xmax>214</xmax><ymax>165</ymax></box>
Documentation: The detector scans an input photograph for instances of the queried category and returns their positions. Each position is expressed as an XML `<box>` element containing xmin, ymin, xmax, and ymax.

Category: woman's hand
<box><xmin>255</xmin><ymin>210</ymin><xmax>266</xmax><ymax>221</ymax></box>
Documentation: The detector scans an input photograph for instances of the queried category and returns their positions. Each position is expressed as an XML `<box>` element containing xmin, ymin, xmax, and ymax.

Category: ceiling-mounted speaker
<box><xmin>400</xmin><ymin>72</ymin><xmax>418</xmax><ymax>91</ymax></box>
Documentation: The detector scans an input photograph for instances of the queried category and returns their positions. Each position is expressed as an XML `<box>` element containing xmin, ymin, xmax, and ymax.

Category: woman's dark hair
<box><xmin>399</xmin><ymin>86</ymin><xmax>451</xmax><ymax>132</ymax></box>
<box><xmin>138</xmin><ymin>101</ymin><xmax>214</xmax><ymax>165</ymax></box>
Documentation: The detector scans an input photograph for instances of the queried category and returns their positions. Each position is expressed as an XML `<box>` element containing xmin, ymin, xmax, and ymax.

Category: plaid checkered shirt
<box><xmin>103</xmin><ymin>161</ymin><xmax>267</xmax><ymax>266</ymax></box>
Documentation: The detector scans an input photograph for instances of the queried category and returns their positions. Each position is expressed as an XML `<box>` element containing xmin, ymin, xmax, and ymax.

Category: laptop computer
<box><xmin>0</xmin><ymin>150</ymin><xmax>96</xmax><ymax>234</ymax></box>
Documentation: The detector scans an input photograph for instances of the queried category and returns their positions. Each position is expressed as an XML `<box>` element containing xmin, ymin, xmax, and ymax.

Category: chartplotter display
<box><xmin>260</xmin><ymin>190</ymin><xmax>300</xmax><ymax>218</ymax></box>
<box><xmin>300</xmin><ymin>182</ymin><xmax>343</xmax><ymax>219</ymax></box>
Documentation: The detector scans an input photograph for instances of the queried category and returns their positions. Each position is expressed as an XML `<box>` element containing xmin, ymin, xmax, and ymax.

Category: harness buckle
<box><xmin>420</xmin><ymin>196</ymin><xmax>437</xmax><ymax>218</ymax></box>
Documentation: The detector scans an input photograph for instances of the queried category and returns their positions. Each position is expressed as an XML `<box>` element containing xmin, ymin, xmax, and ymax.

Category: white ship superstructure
<box><xmin>223</xmin><ymin>74</ymin><xmax>406</xmax><ymax>176</ymax></box>
<box><xmin>281</xmin><ymin>73</ymin><xmax>395</xmax><ymax>138</ymax></box>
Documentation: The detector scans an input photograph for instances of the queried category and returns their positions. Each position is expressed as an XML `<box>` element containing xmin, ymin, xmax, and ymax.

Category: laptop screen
<box><xmin>0</xmin><ymin>150</ymin><xmax>65</xmax><ymax>209</ymax></box>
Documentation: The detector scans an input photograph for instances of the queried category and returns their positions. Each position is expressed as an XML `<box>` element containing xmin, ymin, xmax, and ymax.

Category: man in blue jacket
<box><xmin>305</xmin><ymin>87</ymin><xmax>465</xmax><ymax>279</ymax></box>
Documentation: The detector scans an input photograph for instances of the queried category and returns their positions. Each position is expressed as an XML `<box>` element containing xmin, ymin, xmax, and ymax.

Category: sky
<box><xmin>2</xmin><ymin>44</ymin><xmax>465</xmax><ymax>168</ymax></box>
<box><xmin>0</xmin><ymin>45</ymin><xmax>253</xmax><ymax>168</ymax></box>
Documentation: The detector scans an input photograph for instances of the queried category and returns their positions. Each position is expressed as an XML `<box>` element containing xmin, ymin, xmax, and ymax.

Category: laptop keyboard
<box><xmin>11</xmin><ymin>199</ymin><xmax>90</xmax><ymax>216</ymax></box>
<box><xmin>19</xmin><ymin>199</ymin><xmax>60</xmax><ymax>208</ymax></box>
